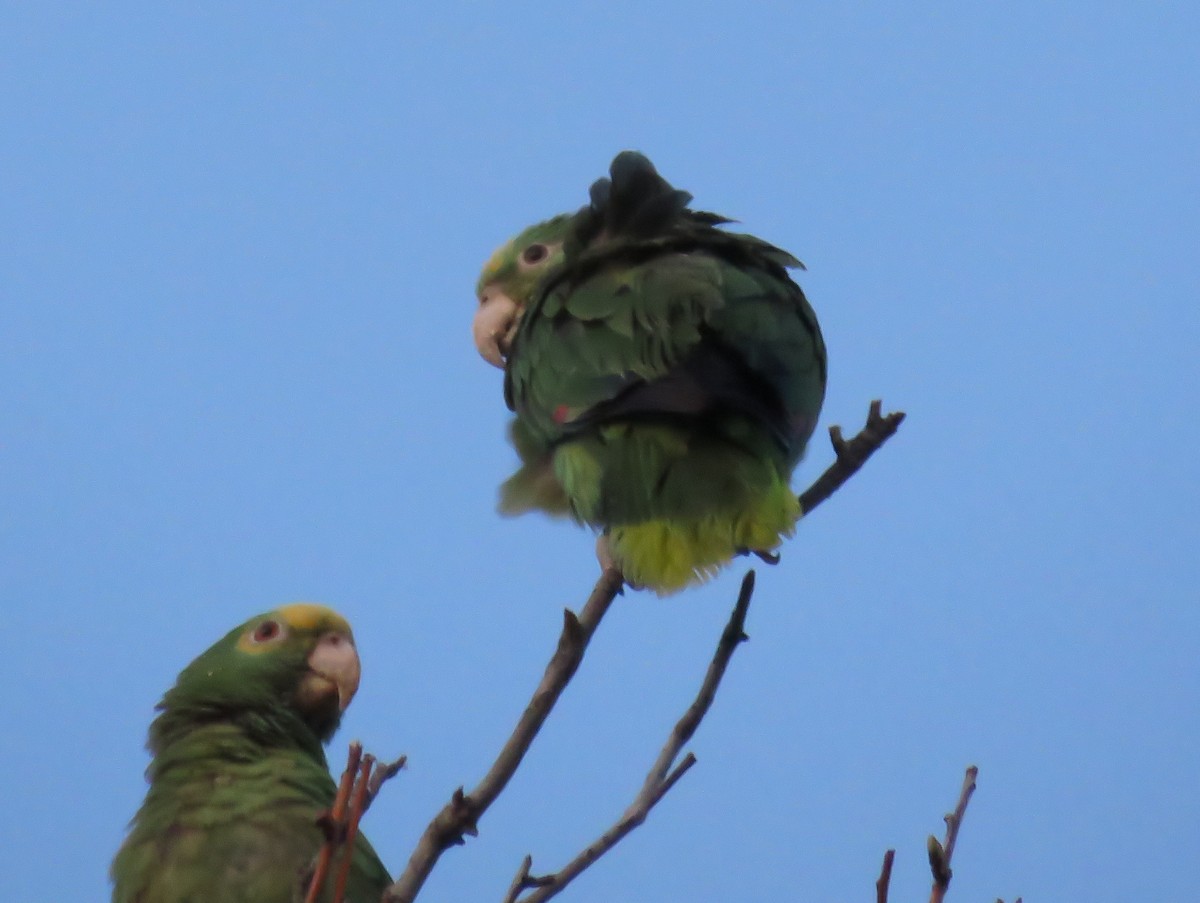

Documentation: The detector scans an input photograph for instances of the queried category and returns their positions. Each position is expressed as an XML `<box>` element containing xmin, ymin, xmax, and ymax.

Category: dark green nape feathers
<box><xmin>111</xmin><ymin>604</ymin><xmax>391</xmax><ymax>903</ymax></box>
<box><xmin>474</xmin><ymin>152</ymin><xmax>827</xmax><ymax>594</ymax></box>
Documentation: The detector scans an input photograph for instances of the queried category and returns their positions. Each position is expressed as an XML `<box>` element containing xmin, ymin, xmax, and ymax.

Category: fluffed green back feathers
<box><xmin>488</xmin><ymin>152</ymin><xmax>827</xmax><ymax>593</ymax></box>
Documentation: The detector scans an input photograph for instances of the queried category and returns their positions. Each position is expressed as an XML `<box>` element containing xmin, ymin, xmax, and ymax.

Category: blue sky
<box><xmin>2</xmin><ymin>3</ymin><xmax>1197</xmax><ymax>900</ymax></box>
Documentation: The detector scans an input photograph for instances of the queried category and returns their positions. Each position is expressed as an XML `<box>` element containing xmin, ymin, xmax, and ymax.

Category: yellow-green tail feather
<box><xmin>609</xmin><ymin>477</ymin><xmax>801</xmax><ymax>595</ymax></box>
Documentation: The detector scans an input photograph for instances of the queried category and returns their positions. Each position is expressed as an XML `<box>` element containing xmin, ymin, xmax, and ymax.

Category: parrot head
<box><xmin>474</xmin><ymin>215</ymin><xmax>571</xmax><ymax>368</ymax></box>
<box><xmin>151</xmin><ymin>603</ymin><xmax>362</xmax><ymax>748</ymax></box>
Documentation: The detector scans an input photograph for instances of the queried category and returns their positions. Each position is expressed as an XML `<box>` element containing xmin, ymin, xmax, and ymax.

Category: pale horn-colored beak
<box><xmin>302</xmin><ymin>630</ymin><xmax>361</xmax><ymax>712</ymax></box>
<box><xmin>473</xmin><ymin>286</ymin><xmax>520</xmax><ymax>368</ymax></box>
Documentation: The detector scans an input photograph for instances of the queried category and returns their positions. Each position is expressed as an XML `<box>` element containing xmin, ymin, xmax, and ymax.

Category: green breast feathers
<box><xmin>474</xmin><ymin>152</ymin><xmax>827</xmax><ymax>594</ymax></box>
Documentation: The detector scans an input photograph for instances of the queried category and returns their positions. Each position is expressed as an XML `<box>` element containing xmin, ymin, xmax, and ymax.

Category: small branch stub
<box><xmin>366</xmin><ymin>755</ymin><xmax>408</xmax><ymax>810</ymax></box>
<box><xmin>876</xmin><ymin>849</ymin><xmax>895</xmax><ymax>903</ymax></box>
<box><xmin>798</xmin><ymin>399</ymin><xmax>905</xmax><ymax>516</ymax></box>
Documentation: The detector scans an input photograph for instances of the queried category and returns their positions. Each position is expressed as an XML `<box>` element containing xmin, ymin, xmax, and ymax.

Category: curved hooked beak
<box><xmin>301</xmin><ymin>630</ymin><xmax>361</xmax><ymax>712</ymax></box>
<box><xmin>473</xmin><ymin>285</ymin><xmax>520</xmax><ymax>369</ymax></box>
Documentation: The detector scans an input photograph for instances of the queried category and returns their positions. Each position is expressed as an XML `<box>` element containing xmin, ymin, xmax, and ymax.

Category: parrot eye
<box><xmin>521</xmin><ymin>243</ymin><xmax>548</xmax><ymax>266</ymax></box>
<box><xmin>250</xmin><ymin>619</ymin><xmax>285</xmax><ymax>644</ymax></box>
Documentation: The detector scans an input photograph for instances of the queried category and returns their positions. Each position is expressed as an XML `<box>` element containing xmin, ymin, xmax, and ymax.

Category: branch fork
<box><xmin>504</xmin><ymin>571</ymin><xmax>756</xmax><ymax>903</ymax></box>
<box><xmin>799</xmin><ymin>400</ymin><xmax>906</xmax><ymax>514</ymax></box>
<box><xmin>875</xmin><ymin>765</ymin><xmax>1017</xmax><ymax>903</ymax></box>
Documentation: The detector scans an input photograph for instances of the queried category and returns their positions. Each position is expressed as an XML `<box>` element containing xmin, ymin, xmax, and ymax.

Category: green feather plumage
<box><xmin>111</xmin><ymin>606</ymin><xmax>391</xmax><ymax>903</ymax></box>
<box><xmin>485</xmin><ymin>152</ymin><xmax>827</xmax><ymax>594</ymax></box>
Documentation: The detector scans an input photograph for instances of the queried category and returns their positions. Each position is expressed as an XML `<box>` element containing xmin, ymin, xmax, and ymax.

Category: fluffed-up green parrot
<box><xmin>111</xmin><ymin>604</ymin><xmax>391</xmax><ymax>903</ymax></box>
<box><xmin>473</xmin><ymin>151</ymin><xmax>826</xmax><ymax>595</ymax></box>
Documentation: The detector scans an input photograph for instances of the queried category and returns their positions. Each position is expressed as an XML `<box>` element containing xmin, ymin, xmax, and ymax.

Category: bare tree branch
<box><xmin>641</xmin><ymin>570</ymin><xmax>753</xmax><ymax>796</ymax></box>
<box><xmin>382</xmin><ymin>568</ymin><xmax>626</xmax><ymax>903</ymax></box>
<box><xmin>927</xmin><ymin>765</ymin><xmax>978</xmax><ymax>903</ymax></box>
<box><xmin>504</xmin><ymin>571</ymin><xmax>757</xmax><ymax>903</ymax></box>
<box><xmin>799</xmin><ymin>400</ymin><xmax>906</xmax><ymax>516</ymax></box>
<box><xmin>385</xmin><ymin>397</ymin><xmax>903</xmax><ymax>903</ymax></box>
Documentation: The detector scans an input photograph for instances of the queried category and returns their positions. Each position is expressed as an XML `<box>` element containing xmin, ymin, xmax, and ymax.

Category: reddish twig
<box><xmin>332</xmin><ymin>753</ymin><xmax>376</xmax><ymax>903</ymax></box>
<box><xmin>798</xmin><ymin>400</ymin><xmax>905</xmax><ymax>515</ymax></box>
<box><xmin>298</xmin><ymin>745</ymin><xmax>404</xmax><ymax>903</ymax></box>
<box><xmin>305</xmin><ymin>742</ymin><xmax>362</xmax><ymax>903</ymax></box>
<box><xmin>876</xmin><ymin>848</ymin><xmax>896</xmax><ymax>903</ymax></box>
<box><xmin>927</xmin><ymin>765</ymin><xmax>979</xmax><ymax>903</ymax></box>
<box><xmin>382</xmin><ymin>569</ymin><xmax>626</xmax><ymax>903</ymax></box>
<box><xmin>504</xmin><ymin>571</ymin><xmax>757</xmax><ymax>903</ymax></box>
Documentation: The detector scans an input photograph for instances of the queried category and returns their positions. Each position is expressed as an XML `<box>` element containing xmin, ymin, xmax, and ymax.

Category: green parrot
<box><xmin>473</xmin><ymin>152</ymin><xmax>826</xmax><ymax>595</ymax></box>
<box><xmin>111</xmin><ymin>603</ymin><xmax>391</xmax><ymax>903</ymax></box>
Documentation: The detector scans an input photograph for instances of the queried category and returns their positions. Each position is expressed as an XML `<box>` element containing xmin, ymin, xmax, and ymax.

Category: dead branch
<box><xmin>503</xmin><ymin>571</ymin><xmax>757</xmax><ymax>903</ymax></box>
<box><xmin>382</xmin><ymin>568</ymin><xmax>626</xmax><ymax>903</ymax></box>
<box><xmin>798</xmin><ymin>400</ymin><xmax>906</xmax><ymax>515</ymax></box>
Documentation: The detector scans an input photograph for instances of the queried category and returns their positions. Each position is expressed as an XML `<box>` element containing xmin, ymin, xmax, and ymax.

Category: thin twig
<box><xmin>332</xmin><ymin>754</ymin><xmax>376</xmax><ymax>903</ymax></box>
<box><xmin>365</xmin><ymin>754</ymin><xmax>408</xmax><ymax>812</ymax></box>
<box><xmin>641</xmin><ymin>570</ymin><xmax>754</xmax><ymax>795</ymax></box>
<box><xmin>927</xmin><ymin>765</ymin><xmax>979</xmax><ymax>903</ymax></box>
<box><xmin>798</xmin><ymin>400</ymin><xmax>905</xmax><ymax>515</ymax></box>
<box><xmin>383</xmin><ymin>568</ymin><xmax>626</xmax><ymax>903</ymax></box>
<box><xmin>941</xmin><ymin>765</ymin><xmax>977</xmax><ymax>865</ymax></box>
<box><xmin>305</xmin><ymin>742</ymin><xmax>362</xmax><ymax>903</ymax></box>
<box><xmin>503</xmin><ymin>856</ymin><xmax>534</xmax><ymax>903</ymax></box>
<box><xmin>506</xmin><ymin>571</ymin><xmax>757</xmax><ymax>903</ymax></box>
<box><xmin>876</xmin><ymin>849</ymin><xmax>896</xmax><ymax>903</ymax></box>
<box><xmin>502</xmin><ymin>856</ymin><xmax>554</xmax><ymax>903</ymax></box>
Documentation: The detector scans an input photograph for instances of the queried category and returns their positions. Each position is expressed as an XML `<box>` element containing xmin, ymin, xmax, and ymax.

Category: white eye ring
<box><xmin>249</xmin><ymin>619</ymin><xmax>286</xmax><ymax>644</ymax></box>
